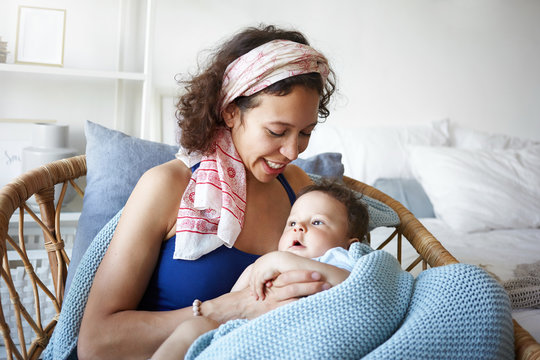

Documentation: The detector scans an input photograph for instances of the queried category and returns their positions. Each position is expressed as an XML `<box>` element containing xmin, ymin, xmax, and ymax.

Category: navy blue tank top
<box><xmin>138</xmin><ymin>172</ymin><xmax>296</xmax><ymax>311</ymax></box>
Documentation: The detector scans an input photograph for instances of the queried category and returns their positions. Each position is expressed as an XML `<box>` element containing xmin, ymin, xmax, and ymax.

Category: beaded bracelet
<box><xmin>192</xmin><ymin>299</ymin><xmax>202</xmax><ymax>316</ymax></box>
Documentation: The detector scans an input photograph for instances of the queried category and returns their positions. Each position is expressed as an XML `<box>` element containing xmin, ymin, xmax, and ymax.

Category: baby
<box><xmin>152</xmin><ymin>181</ymin><xmax>369</xmax><ymax>359</ymax></box>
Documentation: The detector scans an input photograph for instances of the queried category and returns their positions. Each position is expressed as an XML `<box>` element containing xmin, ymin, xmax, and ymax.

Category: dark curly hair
<box><xmin>297</xmin><ymin>180</ymin><xmax>369</xmax><ymax>242</ymax></box>
<box><xmin>176</xmin><ymin>24</ymin><xmax>336</xmax><ymax>154</ymax></box>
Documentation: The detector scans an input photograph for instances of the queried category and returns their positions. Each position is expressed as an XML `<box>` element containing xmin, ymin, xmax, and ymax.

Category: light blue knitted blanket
<box><xmin>186</xmin><ymin>243</ymin><xmax>514</xmax><ymax>360</ymax></box>
<box><xmin>44</xmin><ymin>211</ymin><xmax>514</xmax><ymax>360</ymax></box>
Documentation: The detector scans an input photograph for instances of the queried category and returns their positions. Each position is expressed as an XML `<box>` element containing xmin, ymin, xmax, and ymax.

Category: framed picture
<box><xmin>15</xmin><ymin>6</ymin><xmax>66</xmax><ymax>66</ymax></box>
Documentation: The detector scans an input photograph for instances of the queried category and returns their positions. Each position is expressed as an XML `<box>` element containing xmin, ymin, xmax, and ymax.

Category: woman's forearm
<box><xmin>78</xmin><ymin>307</ymin><xmax>193</xmax><ymax>360</ymax></box>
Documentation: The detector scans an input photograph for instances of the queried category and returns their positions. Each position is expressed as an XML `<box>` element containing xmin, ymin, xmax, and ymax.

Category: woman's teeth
<box><xmin>265</xmin><ymin>160</ymin><xmax>285</xmax><ymax>169</ymax></box>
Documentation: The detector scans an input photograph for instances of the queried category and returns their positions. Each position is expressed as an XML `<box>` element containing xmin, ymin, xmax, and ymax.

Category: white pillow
<box><xmin>301</xmin><ymin>119</ymin><xmax>449</xmax><ymax>185</ymax></box>
<box><xmin>450</xmin><ymin>125</ymin><xmax>540</xmax><ymax>150</ymax></box>
<box><xmin>409</xmin><ymin>145</ymin><xmax>540</xmax><ymax>233</ymax></box>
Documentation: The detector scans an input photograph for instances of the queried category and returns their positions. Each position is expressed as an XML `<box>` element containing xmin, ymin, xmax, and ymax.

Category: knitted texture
<box><xmin>365</xmin><ymin>264</ymin><xmax>515</xmax><ymax>360</ymax></box>
<box><xmin>43</xmin><ymin>212</ymin><xmax>513</xmax><ymax>360</ymax></box>
<box><xmin>42</xmin><ymin>210</ymin><xmax>122</xmax><ymax>360</ymax></box>
<box><xmin>185</xmin><ymin>248</ymin><xmax>514</xmax><ymax>360</ymax></box>
<box><xmin>186</xmin><ymin>243</ymin><xmax>414</xmax><ymax>360</ymax></box>
<box><xmin>503</xmin><ymin>260</ymin><xmax>540</xmax><ymax>309</ymax></box>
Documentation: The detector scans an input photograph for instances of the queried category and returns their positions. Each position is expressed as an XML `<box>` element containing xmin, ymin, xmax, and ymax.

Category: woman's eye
<box><xmin>267</xmin><ymin>129</ymin><xmax>285</xmax><ymax>137</ymax></box>
<box><xmin>300</xmin><ymin>131</ymin><xmax>312</xmax><ymax>137</ymax></box>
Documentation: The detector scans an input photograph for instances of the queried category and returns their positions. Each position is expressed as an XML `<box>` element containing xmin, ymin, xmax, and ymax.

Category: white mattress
<box><xmin>370</xmin><ymin>219</ymin><xmax>540</xmax><ymax>342</ymax></box>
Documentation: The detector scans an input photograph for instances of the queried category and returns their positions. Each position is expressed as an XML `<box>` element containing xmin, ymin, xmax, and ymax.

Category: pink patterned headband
<box><xmin>220</xmin><ymin>39</ymin><xmax>330</xmax><ymax>111</ymax></box>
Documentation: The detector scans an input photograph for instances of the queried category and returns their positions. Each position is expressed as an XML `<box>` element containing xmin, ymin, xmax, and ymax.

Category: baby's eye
<box><xmin>289</xmin><ymin>221</ymin><xmax>296</xmax><ymax>227</ymax></box>
<box><xmin>312</xmin><ymin>220</ymin><xmax>323</xmax><ymax>225</ymax></box>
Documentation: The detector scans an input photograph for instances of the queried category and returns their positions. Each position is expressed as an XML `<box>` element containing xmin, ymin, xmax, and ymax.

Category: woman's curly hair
<box><xmin>176</xmin><ymin>24</ymin><xmax>336</xmax><ymax>154</ymax></box>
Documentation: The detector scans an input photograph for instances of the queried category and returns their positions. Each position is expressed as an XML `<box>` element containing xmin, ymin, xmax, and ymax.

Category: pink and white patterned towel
<box><xmin>174</xmin><ymin>128</ymin><xmax>246</xmax><ymax>260</ymax></box>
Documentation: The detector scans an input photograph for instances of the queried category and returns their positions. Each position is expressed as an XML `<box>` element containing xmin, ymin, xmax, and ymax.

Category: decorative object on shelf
<box><xmin>0</xmin><ymin>36</ymin><xmax>8</xmax><ymax>63</ymax></box>
<box><xmin>22</xmin><ymin>123</ymin><xmax>77</xmax><ymax>208</ymax></box>
<box><xmin>15</xmin><ymin>6</ymin><xmax>66</xmax><ymax>66</ymax></box>
<box><xmin>0</xmin><ymin>120</ymin><xmax>35</xmax><ymax>188</ymax></box>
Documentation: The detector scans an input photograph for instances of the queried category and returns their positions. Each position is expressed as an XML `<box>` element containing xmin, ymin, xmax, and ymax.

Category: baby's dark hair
<box><xmin>297</xmin><ymin>180</ymin><xmax>369</xmax><ymax>241</ymax></box>
<box><xmin>176</xmin><ymin>24</ymin><xmax>336</xmax><ymax>155</ymax></box>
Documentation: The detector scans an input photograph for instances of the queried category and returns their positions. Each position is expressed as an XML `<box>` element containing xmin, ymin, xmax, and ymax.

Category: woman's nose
<box><xmin>280</xmin><ymin>135</ymin><xmax>300</xmax><ymax>161</ymax></box>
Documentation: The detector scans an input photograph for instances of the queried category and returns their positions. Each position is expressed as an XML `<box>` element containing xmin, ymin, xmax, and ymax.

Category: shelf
<box><xmin>9</xmin><ymin>211</ymin><xmax>81</xmax><ymax>225</ymax></box>
<box><xmin>0</xmin><ymin>63</ymin><xmax>146</xmax><ymax>81</ymax></box>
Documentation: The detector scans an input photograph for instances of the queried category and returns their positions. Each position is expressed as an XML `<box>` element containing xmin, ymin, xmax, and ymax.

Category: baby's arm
<box><xmin>151</xmin><ymin>317</ymin><xmax>219</xmax><ymax>360</ymax></box>
<box><xmin>230</xmin><ymin>264</ymin><xmax>253</xmax><ymax>292</ymax></box>
<box><xmin>250</xmin><ymin>251</ymin><xmax>350</xmax><ymax>300</ymax></box>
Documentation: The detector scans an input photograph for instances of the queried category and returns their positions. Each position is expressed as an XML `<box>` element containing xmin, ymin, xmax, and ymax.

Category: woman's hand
<box><xmin>249</xmin><ymin>251</ymin><xmax>329</xmax><ymax>301</ymax></box>
<box><xmin>205</xmin><ymin>269</ymin><xmax>331</xmax><ymax>322</ymax></box>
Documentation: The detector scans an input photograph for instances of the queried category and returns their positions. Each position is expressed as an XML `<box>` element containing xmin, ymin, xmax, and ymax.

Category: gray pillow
<box><xmin>373</xmin><ymin>178</ymin><xmax>435</xmax><ymax>218</ymax></box>
<box><xmin>292</xmin><ymin>152</ymin><xmax>344</xmax><ymax>180</ymax></box>
<box><xmin>65</xmin><ymin>121</ymin><xmax>179</xmax><ymax>293</ymax></box>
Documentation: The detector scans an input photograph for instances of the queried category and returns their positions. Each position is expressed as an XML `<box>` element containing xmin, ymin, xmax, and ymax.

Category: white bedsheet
<box><xmin>370</xmin><ymin>219</ymin><xmax>540</xmax><ymax>342</ymax></box>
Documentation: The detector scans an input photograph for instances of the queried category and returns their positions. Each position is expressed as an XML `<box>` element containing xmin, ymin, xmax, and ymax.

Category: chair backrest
<box><xmin>0</xmin><ymin>155</ymin><xmax>86</xmax><ymax>359</ymax></box>
<box><xmin>0</xmin><ymin>156</ymin><xmax>538</xmax><ymax>359</ymax></box>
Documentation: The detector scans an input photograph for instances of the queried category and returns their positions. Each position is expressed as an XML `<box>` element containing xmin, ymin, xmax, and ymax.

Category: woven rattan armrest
<box><xmin>0</xmin><ymin>157</ymin><xmax>538</xmax><ymax>359</ymax></box>
<box><xmin>0</xmin><ymin>155</ymin><xmax>86</xmax><ymax>359</ymax></box>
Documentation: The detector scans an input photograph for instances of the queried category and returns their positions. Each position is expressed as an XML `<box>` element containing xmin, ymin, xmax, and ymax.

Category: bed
<box><xmin>0</xmin><ymin>120</ymin><xmax>539</xmax><ymax>359</ymax></box>
<box><xmin>302</xmin><ymin>118</ymin><xmax>540</xmax><ymax>344</ymax></box>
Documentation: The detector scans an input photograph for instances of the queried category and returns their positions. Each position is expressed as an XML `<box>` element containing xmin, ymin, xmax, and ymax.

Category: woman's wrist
<box><xmin>200</xmin><ymin>291</ymin><xmax>243</xmax><ymax>324</ymax></box>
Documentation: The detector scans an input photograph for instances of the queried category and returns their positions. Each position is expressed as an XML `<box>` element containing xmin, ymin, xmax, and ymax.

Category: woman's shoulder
<box><xmin>124</xmin><ymin>159</ymin><xmax>191</xmax><ymax>236</ymax></box>
<box><xmin>137</xmin><ymin>159</ymin><xmax>192</xmax><ymax>194</ymax></box>
<box><xmin>283</xmin><ymin>163</ymin><xmax>313</xmax><ymax>193</ymax></box>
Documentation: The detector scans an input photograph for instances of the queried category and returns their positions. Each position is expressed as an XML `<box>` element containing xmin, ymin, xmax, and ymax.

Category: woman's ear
<box><xmin>221</xmin><ymin>103</ymin><xmax>238</xmax><ymax>128</ymax></box>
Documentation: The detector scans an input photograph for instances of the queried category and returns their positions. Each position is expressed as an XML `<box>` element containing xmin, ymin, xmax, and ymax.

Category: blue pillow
<box><xmin>292</xmin><ymin>152</ymin><xmax>344</xmax><ymax>181</ymax></box>
<box><xmin>65</xmin><ymin>121</ymin><xmax>179</xmax><ymax>292</ymax></box>
<box><xmin>373</xmin><ymin>178</ymin><xmax>435</xmax><ymax>218</ymax></box>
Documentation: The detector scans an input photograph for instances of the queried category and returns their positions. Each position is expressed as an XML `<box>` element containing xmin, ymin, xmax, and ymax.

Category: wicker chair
<box><xmin>0</xmin><ymin>155</ymin><xmax>539</xmax><ymax>360</ymax></box>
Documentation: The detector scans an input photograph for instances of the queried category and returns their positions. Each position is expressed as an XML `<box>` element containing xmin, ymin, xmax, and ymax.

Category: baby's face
<box><xmin>278</xmin><ymin>190</ymin><xmax>351</xmax><ymax>258</ymax></box>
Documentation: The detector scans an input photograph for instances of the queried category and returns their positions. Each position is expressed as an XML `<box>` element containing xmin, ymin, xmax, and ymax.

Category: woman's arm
<box><xmin>249</xmin><ymin>251</ymin><xmax>350</xmax><ymax>300</ymax></box>
<box><xmin>78</xmin><ymin>160</ymin><xmax>194</xmax><ymax>360</ymax></box>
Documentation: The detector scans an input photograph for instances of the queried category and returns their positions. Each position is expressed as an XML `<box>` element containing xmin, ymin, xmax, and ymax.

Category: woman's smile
<box><xmin>264</xmin><ymin>159</ymin><xmax>286</xmax><ymax>170</ymax></box>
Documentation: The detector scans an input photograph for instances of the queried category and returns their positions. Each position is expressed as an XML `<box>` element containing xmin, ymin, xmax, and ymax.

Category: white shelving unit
<box><xmin>0</xmin><ymin>0</ymin><xmax>156</xmax><ymax>149</ymax></box>
<box><xmin>0</xmin><ymin>62</ymin><xmax>146</xmax><ymax>80</ymax></box>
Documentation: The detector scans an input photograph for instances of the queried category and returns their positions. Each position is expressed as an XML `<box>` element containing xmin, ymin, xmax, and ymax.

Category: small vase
<box><xmin>22</xmin><ymin>123</ymin><xmax>77</xmax><ymax>209</ymax></box>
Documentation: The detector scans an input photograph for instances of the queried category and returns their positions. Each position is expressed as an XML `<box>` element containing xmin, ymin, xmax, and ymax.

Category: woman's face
<box><xmin>224</xmin><ymin>85</ymin><xmax>320</xmax><ymax>183</ymax></box>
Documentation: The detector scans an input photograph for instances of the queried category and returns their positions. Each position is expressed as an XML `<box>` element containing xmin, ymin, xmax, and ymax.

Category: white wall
<box><xmin>152</xmin><ymin>0</ymin><xmax>540</xmax><ymax>141</ymax></box>
<box><xmin>1</xmin><ymin>0</ymin><xmax>539</xmax><ymax>151</ymax></box>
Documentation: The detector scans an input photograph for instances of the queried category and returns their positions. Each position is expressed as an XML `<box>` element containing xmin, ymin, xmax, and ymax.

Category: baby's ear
<box><xmin>347</xmin><ymin>237</ymin><xmax>360</xmax><ymax>246</ymax></box>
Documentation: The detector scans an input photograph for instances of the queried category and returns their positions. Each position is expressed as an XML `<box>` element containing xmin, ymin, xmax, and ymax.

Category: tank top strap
<box><xmin>277</xmin><ymin>173</ymin><xmax>296</xmax><ymax>205</ymax></box>
<box><xmin>190</xmin><ymin>162</ymin><xmax>201</xmax><ymax>172</ymax></box>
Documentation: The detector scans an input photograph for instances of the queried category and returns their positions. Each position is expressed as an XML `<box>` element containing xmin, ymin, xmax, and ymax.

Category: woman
<box><xmin>78</xmin><ymin>24</ymin><xmax>336</xmax><ymax>359</ymax></box>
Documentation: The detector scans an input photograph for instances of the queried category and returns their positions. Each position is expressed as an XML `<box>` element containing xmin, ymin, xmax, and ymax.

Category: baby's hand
<box><xmin>249</xmin><ymin>252</ymin><xmax>283</xmax><ymax>301</ymax></box>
